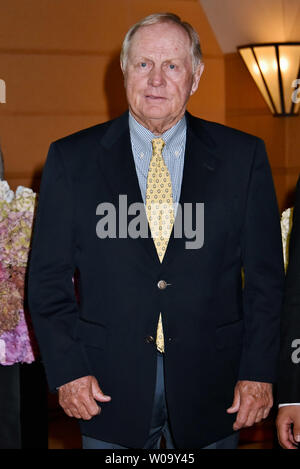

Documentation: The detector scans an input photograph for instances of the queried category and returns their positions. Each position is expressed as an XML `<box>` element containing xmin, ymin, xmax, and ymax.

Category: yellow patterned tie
<box><xmin>145</xmin><ymin>138</ymin><xmax>175</xmax><ymax>353</ymax></box>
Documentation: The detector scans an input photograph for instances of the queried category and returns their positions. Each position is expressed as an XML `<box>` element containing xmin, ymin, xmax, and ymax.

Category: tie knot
<box><xmin>152</xmin><ymin>138</ymin><xmax>165</xmax><ymax>156</ymax></box>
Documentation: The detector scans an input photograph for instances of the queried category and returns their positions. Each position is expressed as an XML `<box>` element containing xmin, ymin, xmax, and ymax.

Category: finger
<box><xmin>62</xmin><ymin>393</ymin><xmax>100</xmax><ymax>420</ymax></box>
<box><xmin>289</xmin><ymin>426</ymin><xmax>298</xmax><ymax>446</ymax></box>
<box><xmin>82</xmin><ymin>395</ymin><xmax>101</xmax><ymax>418</ymax></box>
<box><xmin>263</xmin><ymin>406</ymin><xmax>271</xmax><ymax>420</ymax></box>
<box><xmin>68</xmin><ymin>396</ymin><xmax>98</xmax><ymax>420</ymax></box>
<box><xmin>59</xmin><ymin>397</ymin><xmax>77</xmax><ymax>418</ymax></box>
<box><xmin>255</xmin><ymin>408</ymin><xmax>264</xmax><ymax>423</ymax></box>
<box><xmin>92</xmin><ymin>379</ymin><xmax>111</xmax><ymax>403</ymax></box>
<box><xmin>76</xmin><ymin>401</ymin><xmax>97</xmax><ymax>420</ymax></box>
<box><xmin>60</xmin><ymin>390</ymin><xmax>94</xmax><ymax>420</ymax></box>
<box><xmin>227</xmin><ymin>388</ymin><xmax>240</xmax><ymax>414</ymax></box>
<box><xmin>293</xmin><ymin>423</ymin><xmax>300</xmax><ymax>444</ymax></box>
<box><xmin>82</xmin><ymin>381</ymin><xmax>105</xmax><ymax>416</ymax></box>
<box><xmin>70</xmin><ymin>387</ymin><xmax>101</xmax><ymax>419</ymax></box>
<box><xmin>233</xmin><ymin>400</ymin><xmax>252</xmax><ymax>430</ymax></box>
<box><xmin>277</xmin><ymin>420</ymin><xmax>298</xmax><ymax>449</ymax></box>
<box><xmin>68</xmin><ymin>404</ymin><xmax>83</xmax><ymax>419</ymax></box>
<box><xmin>245</xmin><ymin>408</ymin><xmax>259</xmax><ymax>428</ymax></box>
<box><xmin>64</xmin><ymin>407</ymin><xmax>75</xmax><ymax>418</ymax></box>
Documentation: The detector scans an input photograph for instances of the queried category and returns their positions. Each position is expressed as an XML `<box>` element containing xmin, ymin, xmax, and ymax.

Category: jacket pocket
<box><xmin>215</xmin><ymin>319</ymin><xmax>244</xmax><ymax>350</ymax></box>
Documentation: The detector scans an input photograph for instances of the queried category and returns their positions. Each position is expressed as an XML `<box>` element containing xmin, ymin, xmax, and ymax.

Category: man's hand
<box><xmin>58</xmin><ymin>375</ymin><xmax>111</xmax><ymax>420</ymax></box>
<box><xmin>226</xmin><ymin>380</ymin><xmax>273</xmax><ymax>430</ymax></box>
<box><xmin>276</xmin><ymin>405</ymin><xmax>300</xmax><ymax>449</ymax></box>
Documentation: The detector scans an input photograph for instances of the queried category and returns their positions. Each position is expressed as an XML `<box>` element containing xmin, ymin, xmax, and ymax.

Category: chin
<box><xmin>141</xmin><ymin>107</ymin><xmax>170</xmax><ymax>120</ymax></box>
<box><xmin>145</xmin><ymin>113</ymin><xmax>169</xmax><ymax>121</ymax></box>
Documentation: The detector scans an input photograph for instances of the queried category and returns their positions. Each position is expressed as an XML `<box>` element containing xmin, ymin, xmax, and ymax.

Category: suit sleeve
<box><xmin>28</xmin><ymin>142</ymin><xmax>91</xmax><ymax>392</ymax></box>
<box><xmin>238</xmin><ymin>138</ymin><xmax>285</xmax><ymax>383</ymax></box>
<box><xmin>278</xmin><ymin>177</ymin><xmax>300</xmax><ymax>402</ymax></box>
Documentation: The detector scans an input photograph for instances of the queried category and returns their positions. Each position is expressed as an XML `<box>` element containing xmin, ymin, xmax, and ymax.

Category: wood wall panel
<box><xmin>0</xmin><ymin>54</ymin><xmax>120</xmax><ymax>114</ymax></box>
<box><xmin>0</xmin><ymin>114</ymin><xmax>108</xmax><ymax>173</ymax></box>
<box><xmin>188</xmin><ymin>56</ymin><xmax>225</xmax><ymax>124</ymax></box>
<box><xmin>0</xmin><ymin>0</ymin><xmax>130</xmax><ymax>53</ymax></box>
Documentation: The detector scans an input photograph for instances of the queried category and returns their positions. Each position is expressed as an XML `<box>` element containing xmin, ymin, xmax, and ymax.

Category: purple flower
<box><xmin>0</xmin><ymin>310</ymin><xmax>36</xmax><ymax>365</ymax></box>
<box><xmin>0</xmin><ymin>181</ymin><xmax>38</xmax><ymax>365</ymax></box>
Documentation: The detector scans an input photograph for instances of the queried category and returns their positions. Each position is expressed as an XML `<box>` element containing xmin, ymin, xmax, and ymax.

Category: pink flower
<box><xmin>0</xmin><ymin>261</ymin><xmax>9</xmax><ymax>282</ymax></box>
<box><xmin>0</xmin><ymin>280</ymin><xmax>22</xmax><ymax>335</ymax></box>
<box><xmin>0</xmin><ymin>310</ymin><xmax>36</xmax><ymax>365</ymax></box>
<box><xmin>0</xmin><ymin>181</ymin><xmax>38</xmax><ymax>365</ymax></box>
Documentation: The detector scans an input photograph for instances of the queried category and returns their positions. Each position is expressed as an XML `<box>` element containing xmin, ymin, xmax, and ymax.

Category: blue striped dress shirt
<box><xmin>128</xmin><ymin>113</ymin><xmax>186</xmax><ymax>205</ymax></box>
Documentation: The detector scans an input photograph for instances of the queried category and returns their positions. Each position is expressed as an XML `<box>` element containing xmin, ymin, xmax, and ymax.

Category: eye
<box><xmin>140</xmin><ymin>62</ymin><xmax>147</xmax><ymax>68</ymax></box>
<box><xmin>169</xmin><ymin>64</ymin><xmax>176</xmax><ymax>70</ymax></box>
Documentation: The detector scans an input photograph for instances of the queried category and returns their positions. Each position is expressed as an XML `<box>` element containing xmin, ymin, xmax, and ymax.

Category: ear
<box><xmin>120</xmin><ymin>60</ymin><xmax>127</xmax><ymax>87</ymax></box>
<box><xmin>190</xmin><ymin>62</ymin><xmax>204</xmax><ymax>96</ymax></box>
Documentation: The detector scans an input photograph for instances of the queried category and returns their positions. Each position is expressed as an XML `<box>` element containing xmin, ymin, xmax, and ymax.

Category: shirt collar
<box><xmin>128</xmin><ymin>112</ymin><xmax>186</xmax><ymax>157</ymax></box>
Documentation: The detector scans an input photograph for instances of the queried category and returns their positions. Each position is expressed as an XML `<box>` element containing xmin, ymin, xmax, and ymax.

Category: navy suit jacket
<box><xmin>28</xmin><ymin>111</ymin><xmax>284</xmax><ymax>448</ymax></box>
<box><xmin>278</xmin><ymin>177</ymin><xmax>300</xmax><ymax>404</ymax></box>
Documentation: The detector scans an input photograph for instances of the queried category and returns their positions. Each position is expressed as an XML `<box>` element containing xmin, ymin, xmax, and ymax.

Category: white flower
<box><xmin>0</xmin><ymin>180</ymin><xmax>14</xmax><ymax>203</ymax></box>
<box><xmin>0</xmin><ymin>339</ymin><xmax>5</xmax><ymax>363</ymax></box>
<box><xmin>15</xmin><ymin>186</ymin><xmax>35</xmax><ymax>199</ymax></box>
<box><xmin>281</xmin><ymin>207</ymin><xmax>293</xmax><ymax>269</ymax></box>
<box><xmin>13</xmin><ymin>186</ymin><xmax>36</xmax><ymax>212</ymax></box>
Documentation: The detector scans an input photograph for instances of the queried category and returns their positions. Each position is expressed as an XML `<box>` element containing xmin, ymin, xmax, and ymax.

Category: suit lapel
<box><xmin>96</xmin><ymin>111</ymin><xmax>220</xmax><ymax>266</ymax></box>
<box><xmin>162</xmin><ymin>113</ymin><xmax>220</xmax><ymax>266</ymax></box>
<box><xmin>96</xmin><ymin>112</ymin><xmax>159</xmax><ymax>264</ymax></box>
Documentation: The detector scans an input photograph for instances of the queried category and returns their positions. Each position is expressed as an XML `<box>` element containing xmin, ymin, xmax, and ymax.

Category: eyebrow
<box><xmin>132</xmin><ymin>56</ymin><xmax>185</xmax><ymax>62</ymax></box>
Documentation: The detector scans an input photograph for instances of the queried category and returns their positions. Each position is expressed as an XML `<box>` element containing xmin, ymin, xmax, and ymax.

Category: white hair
<box><xmin>120</xmin><ymin>12</ymin><xmax>203</xmax><ymax>73</ymax></box>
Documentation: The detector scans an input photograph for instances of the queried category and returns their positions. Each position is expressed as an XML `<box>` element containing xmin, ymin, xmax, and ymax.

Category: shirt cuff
<box><xmin>278</xmin><ymin>403</ymin><xmax>300</xmax><ymax>407</ymax></box>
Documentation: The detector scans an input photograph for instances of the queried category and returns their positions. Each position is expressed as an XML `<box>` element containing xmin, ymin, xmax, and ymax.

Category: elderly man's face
<box><xmin>123</xmin><ymin>22</ymin><xmax>203</xmax><ymax>134</ymax></box>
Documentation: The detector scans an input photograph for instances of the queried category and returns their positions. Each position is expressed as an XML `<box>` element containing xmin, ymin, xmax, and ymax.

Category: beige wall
<box><xmin>0</xmin><ymin>0</ymin><xmax>224</xmax><ymax>191</ymax></box>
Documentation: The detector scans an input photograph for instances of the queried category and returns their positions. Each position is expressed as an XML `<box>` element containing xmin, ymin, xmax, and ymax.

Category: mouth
<box><xmin>144</xmin><ymin>95</ymin><xmax>166</xmax><ymax>101</ymax></box>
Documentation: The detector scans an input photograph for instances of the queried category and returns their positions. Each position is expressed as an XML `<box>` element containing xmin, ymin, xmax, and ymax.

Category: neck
<box><xmin>129</xmin><ymin>109</ymin><xmax>185</xmax><ymax>135</ymax></box>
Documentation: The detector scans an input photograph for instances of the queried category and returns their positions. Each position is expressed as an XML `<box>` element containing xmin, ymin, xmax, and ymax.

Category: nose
<box><xmin>148</xmin><ymin>66</ymin><xmax>166</xmax><ymax>87</ymax></box>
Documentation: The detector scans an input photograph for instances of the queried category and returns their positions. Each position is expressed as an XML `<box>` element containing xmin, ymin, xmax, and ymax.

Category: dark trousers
<box><xmin>82</xmin><ymin>352</ymin><xmax>239</xmax><ymax>449</ymax></box>
<box><xmin>0</xmin><ymin>362</ymin><xmax>48</xmax><ymax>449</ymax></box>
<box><xmin>0</xmin><ymin>364</ymin><xmax>21</xmax><ymax>449</ymax></box>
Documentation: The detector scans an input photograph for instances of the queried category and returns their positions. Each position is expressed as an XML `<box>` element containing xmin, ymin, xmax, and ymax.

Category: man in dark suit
<box><xmin>28</xmin><ymin>13</ymin><xmax>284</xmax><ymax>449</ymax></box>
<box><xmin>277</xmin><ymin>177</ymin><xmax>300</xmax><ymax>449</ymax></box>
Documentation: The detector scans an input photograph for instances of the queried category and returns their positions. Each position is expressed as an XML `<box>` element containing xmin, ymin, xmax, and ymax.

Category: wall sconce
<box><xmin>238</xmin><ymin>43</ymin><xmax>300</xmax><ymax>116</ymax></box>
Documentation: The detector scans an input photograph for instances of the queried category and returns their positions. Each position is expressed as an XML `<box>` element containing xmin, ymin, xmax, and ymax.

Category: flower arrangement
<box><xmin>281</xmin><ymin>207</ymin><xmax>294</xmax><ymax>271</ymax></box>
<box><xmin>0</xmin><ymin>181</ymin><xmax>38</xmax><ymax>365</ymax></box>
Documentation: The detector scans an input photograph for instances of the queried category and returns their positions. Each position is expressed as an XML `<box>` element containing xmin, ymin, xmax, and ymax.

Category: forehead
<box><xmin>129</xmin><ymin>22</ymin><xmax>191</xmax><ymax>59</ymax></box>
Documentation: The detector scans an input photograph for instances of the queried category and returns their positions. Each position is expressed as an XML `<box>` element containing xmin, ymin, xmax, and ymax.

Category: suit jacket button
<box><xmin>157</xmin><ymin>280</ymin><xmax>167</xmax><ymax>290</ymax></box>
<box><xmin>145</xmin><ymin>335</ymin><xmax>154</xmax><ymax>344</ymax></box>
